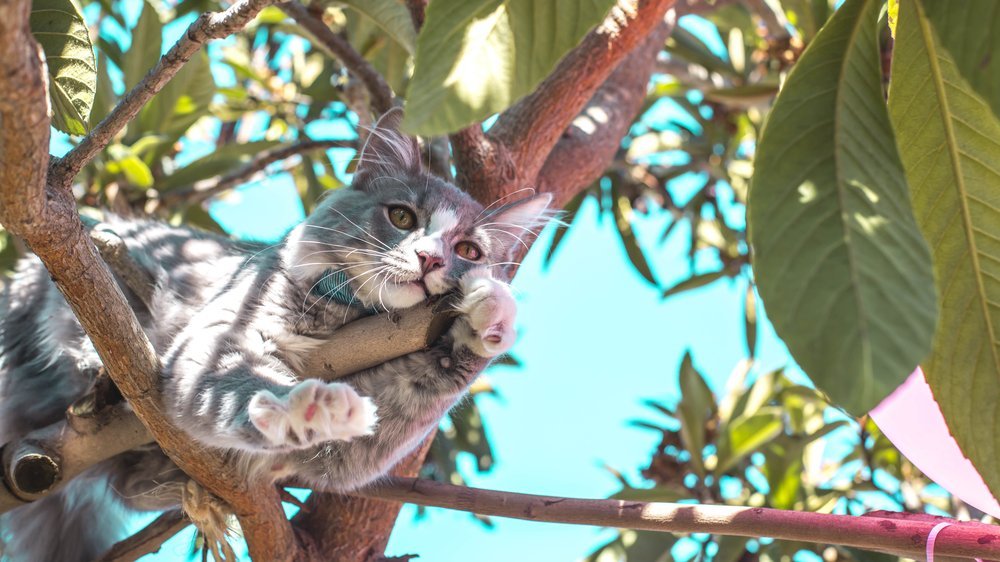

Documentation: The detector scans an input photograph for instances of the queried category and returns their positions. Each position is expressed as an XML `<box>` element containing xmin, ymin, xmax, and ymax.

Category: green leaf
<box><xmin>715</xmin><ymin>407</ymin><xmax>784</xmax><ymax>474</ymax></box>
<box><xmin>30</xmin><ymin>0</ymin><xmax>96</xmax><ymax>135</ymax></box>
<box><xmin>713</xmin><ymin>535</ymin><xmax>748</xmax><ymax>562</ymax></box>
<box><xmin>763</xmin><ymin>437</ymin><xmax>804</xmax><ymax>509</ymax></box>
<box><xmin>703</xmin><ymin>84</ymin><xmax>779</xmax><ymax>107</ymax></box>
<box><xmin>403</xmin><ymin>0</ymin><xmax>615</xmax><ymax>135</ymax></box>
<box><xmin>156</xmin><ymin>141</ymin><xmax>283</xmax><ymax>192</ymax></box>
<box><xmin>913</xmin><ymin>1</ymin><xmax>1000</xmax><ymax>122</ymax></box>
<box><xmin>137</xmin><ymin>50</ymin><xmax>216</xmax><ymax>140</ymax></box>
<box><xmin>123</xmin><ymin>0</ymin><xmax>162</xmax><ymax>91</ymax></box>
<box><xmin>116</xmin><ymin>155</ymin><xmax>154</xmax><ymax>187</ymax></box>
<box><xmin>888</xmin><ymin>0</ymin><xmax>1000</xmax><ymax>502</ymax></box>
<box><xmin>89</xmin><ymin>53</ymin><xmax>117</xmax><ymax>129</ymax></box>
<box><xmin>662</xmin><ymin>271</ymin><xmax>726</xmax><ymax>299</ymax></box>
<box><xmin>676</xmin><ymin>352</ymin><xmax>716</xmax><ymax>478</ymax></box>
<box><xmin>665</xmin><ymin>25</ymin><xmax>738</xmax><ymax>79</ymax></box>
<box><xmin>612</xmin><ymin>185</ymin><xmax>659</xmax><ymax>287</ymax></box>
<box><xmin>747</xmin><ymin>0</ymin><xmax>937</xmax><ymax>415</ymax></box>
<box><xmin>336</xmin><ymin>0</ymin><xmax>417</xmax><ymax>54</ymax></box>
<box><xmin>744</xmin><ymin>283</ymin><xmax>757</xmax><ymax>359</ymax></box>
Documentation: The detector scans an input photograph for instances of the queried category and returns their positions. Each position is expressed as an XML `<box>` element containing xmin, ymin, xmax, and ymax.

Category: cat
<box><xmin>0</xmin><ymin>109</ymin><xmax>552</xmax><ymax>562</ymax></box>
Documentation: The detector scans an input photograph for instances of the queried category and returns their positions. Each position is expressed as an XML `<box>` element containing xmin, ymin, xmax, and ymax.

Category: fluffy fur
<box><xmin>0</xmin><ymin>110</ymin><xmax>551</xmax><ymax>562</ymax></box>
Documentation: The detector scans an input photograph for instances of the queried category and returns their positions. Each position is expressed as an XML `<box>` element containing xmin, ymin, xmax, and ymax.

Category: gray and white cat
<box><xmin>0</xmin><ymin>110</ymin><xmax>551</xmax><ymax>562</ymax></box>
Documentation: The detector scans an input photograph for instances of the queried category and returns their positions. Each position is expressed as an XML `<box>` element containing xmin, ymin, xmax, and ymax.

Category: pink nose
<box><xmin>417</xmin><ymin>251</ymin><xmax>443</xmax><ymax>274</ymax></box>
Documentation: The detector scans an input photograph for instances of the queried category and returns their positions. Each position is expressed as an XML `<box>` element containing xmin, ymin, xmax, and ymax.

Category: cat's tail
<box><xmin>0</xmin><ymin>470</ymin><xmax>128</xmax><ymax>562</ymax></box>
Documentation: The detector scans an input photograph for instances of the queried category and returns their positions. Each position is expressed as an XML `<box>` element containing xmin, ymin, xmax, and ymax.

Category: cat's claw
<box><xmin>453</xmin><ymin>271</ymin><xmax>517</xmax><ymax>358</ymax></box>
<box><xmin>248</xmin><ymin>380</ymin><xmax>377</xmax><ymax>449</ymax></box>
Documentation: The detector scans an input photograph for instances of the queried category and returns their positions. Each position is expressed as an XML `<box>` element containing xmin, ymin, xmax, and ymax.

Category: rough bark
<box><xmin>536</xmin><ymin>17</ymin><xmax>677</xmax><ymax>207</ymax></box>
<box><xmin>456</xmin><ymin>0</ymin><xmax>676</xmax><ymax>205</ymax></box>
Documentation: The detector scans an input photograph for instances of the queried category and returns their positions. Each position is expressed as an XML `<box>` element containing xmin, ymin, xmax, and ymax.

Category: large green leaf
<box><xmin>403</xmin><ymin>0</ymin><xmax>615</xmax><ymax>135</ymax></box>
<box><xmin>888</xmin><ymin>0</ymin><xmax>1000</xmax><ymax>500</ymax></box>
<box><xmin>30</xmin><ymin>0</ymin><xmax>96</xmax><ymax>135</ymax></box>
<box><xmin>914</xmin><ymin>1</ymin><xmax>1000</xmax><ymax>122</ymax></box>
<box><xmin>747</xmin><ymin>0</ymin><xmax>936</xmax><ymax>415</ymax></box>
<box><xmin>336</xmin><ymin>0</ymin><xmax>417</xmax><ymax>54</ymax></box>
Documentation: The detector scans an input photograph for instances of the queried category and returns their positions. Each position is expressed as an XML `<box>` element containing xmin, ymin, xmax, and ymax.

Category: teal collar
<box><xmin>312</xmin><ymin>269</ymin><xmax>378</xmax><ymax>315</ymax></box>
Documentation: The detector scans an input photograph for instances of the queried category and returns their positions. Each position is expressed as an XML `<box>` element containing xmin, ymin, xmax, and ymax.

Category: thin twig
<box><xmin>52</xmin><ymin>0</ymin><xmax>279</xmax><ymax>188</ymax></box>
<box><xmin>281</xmin><ymin>2</ymin><xmax>395</xmax><ymax>114</ymax></box>
<box><xmin>358</xmin><ymin>478</ymin><xmax>1000</xmax><ymax>560</ymax></box>
<box><xmin>162</xmin><ymin>139</ymin><xmax>355</xmax><ymax>205</ymax></box>
<box><xmin>97</xmin><ymin>510</ymin><xmax>188</xmax><ymax>562</ymax></box>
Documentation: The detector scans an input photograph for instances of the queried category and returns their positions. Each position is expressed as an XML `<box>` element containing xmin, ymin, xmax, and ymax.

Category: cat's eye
<box><xmin>455</xmin><ymin>241</ymin><xmax>482</xmax><ymax>261</ymax></box>
<box><xmin>387</xmin><ymin>206</ymin><xmax>416</xmax><ymax>230</ymax></box>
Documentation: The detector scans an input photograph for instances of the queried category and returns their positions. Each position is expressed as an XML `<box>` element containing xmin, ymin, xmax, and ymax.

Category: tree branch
<box><xmin>359</xmin><ymin>478</ymin><xmax>1000</xmax><ymax>560</ymax></box>
<box><xmin>293</xmin><ymin>435</ymin><xmax>436</xmax><ymax>559</ymax></box>
<box><xmin>458</xmin><ymin>0</ymin><xmax>675</xmax><ymax>205</ymax></box>
<box><xmin>281</xmin><ymin>2</ymin><xmax>395</xmax><ymax>115</ymax></box>
<box><xmin>0</xmin><ymin>301</ymin><xmax>448</xmax><ymax>512</ymax></box>
<box><xmin>51</xmin><ymin>0</ymin><xmax>278</xmax><ymax>188</ymax></box>
<box><xmin>161</xmin><ymin>139</ymin><xmax>355</xmax><ymax>206</ymax></box>
<box><xmin>97</xmin><ymin>510</ymin><xmax>188</xmax><ymax>562</ymax></box>
<box><xmin>0</xmin><ymin>0</ymin><xmax>304</xmax><ymax>558</ymax></box>
<box><xmin>536</xmin><ymin>17</ymin><xmax>676</xmax><ymax>208</ymax></box>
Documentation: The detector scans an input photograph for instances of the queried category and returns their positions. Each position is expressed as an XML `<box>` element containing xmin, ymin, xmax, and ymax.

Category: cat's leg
<box><xmin>450</xmin><ymin>269</ymin><xmax>518</xmax><ymax>359</ymax></box>
<box><xmin>163</xmin><ymin>322</ymin><xmax>377</xmax><ymax>453</ymax></box>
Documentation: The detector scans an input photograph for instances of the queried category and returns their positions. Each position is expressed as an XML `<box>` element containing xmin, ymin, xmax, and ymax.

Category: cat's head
<box><xmin>286</xmin><ymin>109</ymin><xmax>552</xmax><ymax>310</ymax></box>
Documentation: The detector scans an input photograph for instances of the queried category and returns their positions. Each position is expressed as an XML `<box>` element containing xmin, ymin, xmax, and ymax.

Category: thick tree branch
<box><xmin>51</xmin><ymin>0</ymin><xmax>278</xmax><ymax>187</ymax></box>
<box><xmin>536</xmin><ymin>17</ymin><xmax>676</xmax><ymax>208</ymax></box>
<box><xmin>281</xmin><ymin>2</ymin><xmax>395</xmax><ymax>115</ymax></box>
<box><xmin>293</xmin><ymin>436</ymin><xmax>436</xmax><ymax>560</ymax></box>
<box><xmin>97</xmin><ymin>510</ymin><xmax>188</xmax><ymax>562</ymax></box>
<box><xmin>458</xmin><ymin>0</ymin><xmax>675</xmax><ymax>205</ymax></box>
<box><xmin>0</xmin><ymin>301</ymin><xmax>448</xmax><ymax>512</ymax></box>
<box><xmin>161</xmin><ymin>138</ymin><xmax>355</xmax><ymax>206</ymax></box>
<box><xmin>360</xmin><ymin>478</ymin><xmax>1000</xmax><ymax>560</ymax></box>
<box><xmin>0</xmin><ymin>0</ymin><xmax>302</xmax><ymax>558</ymax></box>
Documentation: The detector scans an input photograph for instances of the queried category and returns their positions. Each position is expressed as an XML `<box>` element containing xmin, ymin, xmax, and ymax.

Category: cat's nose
<box><xmin>416</xmin><ymin>251</ymin><xmax>444</xmax><ymax>274</ymax></box>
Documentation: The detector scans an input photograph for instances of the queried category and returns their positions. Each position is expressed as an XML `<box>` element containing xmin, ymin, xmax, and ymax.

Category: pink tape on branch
<box><xmin>925</xmin><ymin>521</ymin><xmax>983</xmax><ymax>562</ymax></box>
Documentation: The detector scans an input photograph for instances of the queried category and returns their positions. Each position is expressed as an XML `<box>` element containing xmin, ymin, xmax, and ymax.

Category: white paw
<box><xmin>248</xmin><ymin>380</ymin><xmax>377</xmax><ymax>449</ymax></box>
<box><xmin>452</xmin><ymin>270</ymin><xmax>517</xmax><ymax>358</ymax></box>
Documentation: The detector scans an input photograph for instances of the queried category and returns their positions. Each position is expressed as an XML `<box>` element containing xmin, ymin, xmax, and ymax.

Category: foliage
<box><xmin>749</xmin><ymin>0</ymin><xmax>935</xmax><ymax>415</ymax></box>
<box><xmin>887</xmin><ymin>0</ymin><xmax>1000</xmax><ymax>509</ymax></box>
<box><xmin>541</xmin><ymin>0</ymin><xmax>1000</xmax><ymax>506</ymax></box>
<box><xmin>587</xmin><ymin>354</ymin><xmax>980</xmax><ymax>562</ymax></box>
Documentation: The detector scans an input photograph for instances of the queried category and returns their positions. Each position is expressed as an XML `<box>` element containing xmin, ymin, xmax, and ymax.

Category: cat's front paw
<box><xmin>452</xmin><ymin>271</ymin><xmax>517</xmax><ymax>358</ymax></box>
<box><xmin>248</xmin><ymin>380</ymin><xmax>377</xmax><ymax>449</ymax></box>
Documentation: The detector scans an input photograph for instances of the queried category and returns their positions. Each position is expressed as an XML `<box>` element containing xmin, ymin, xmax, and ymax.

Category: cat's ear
<box><xmin>354</xmin><ymin>108</ymin><xmax>421</xmax><ymax>183</ymax></box>
<box><xmin>478</xmin><ymin>193</ymin><xmax>554</xmax><ymax>257</ymax></box>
